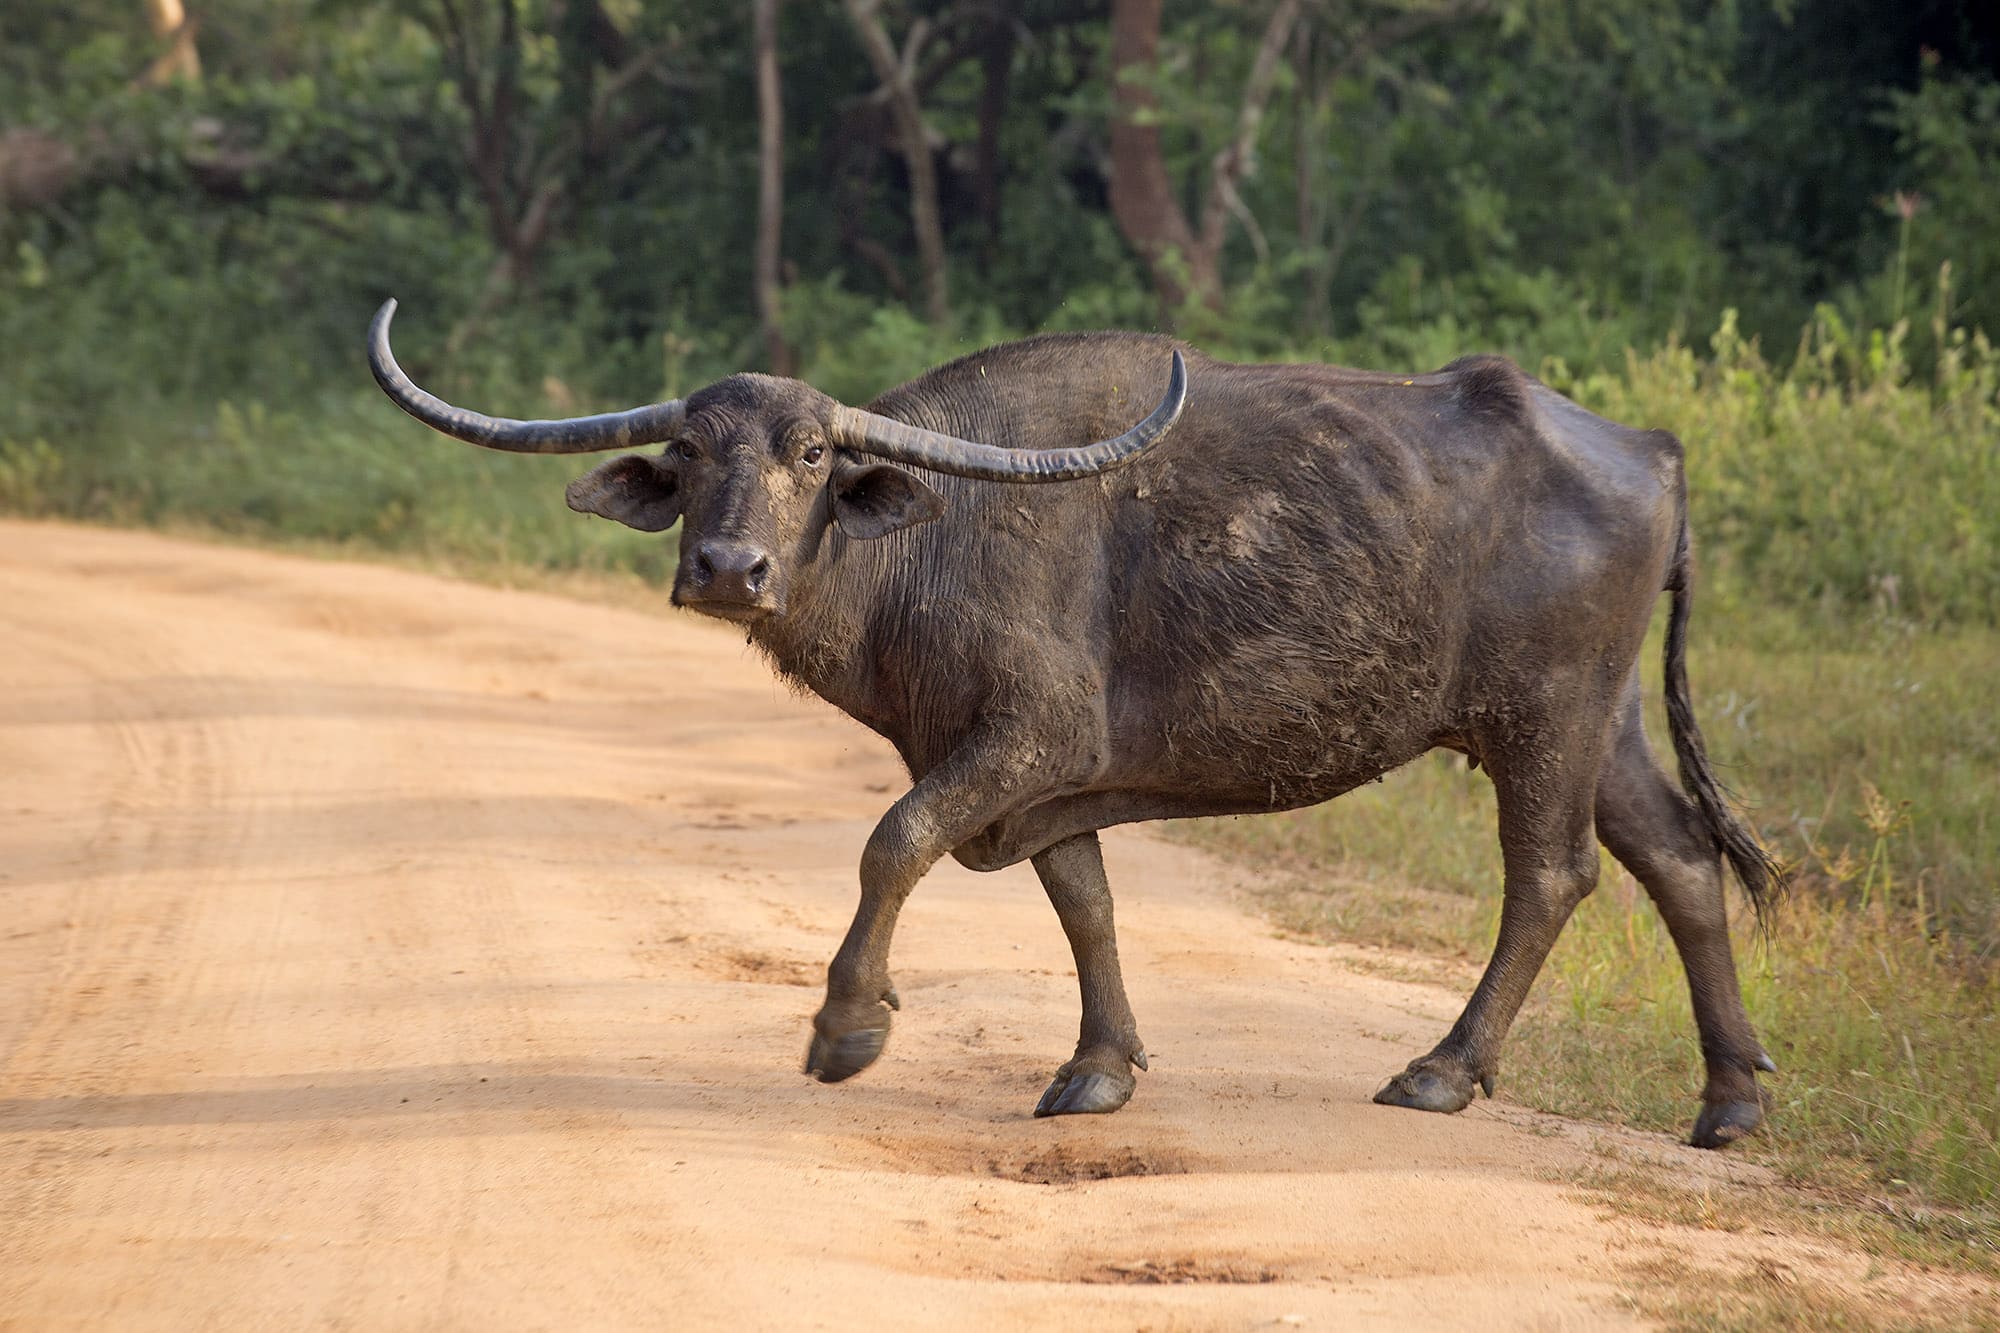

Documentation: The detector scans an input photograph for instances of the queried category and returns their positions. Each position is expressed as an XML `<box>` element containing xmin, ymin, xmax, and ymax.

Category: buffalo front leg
<box><xmin>1376</xmin><ymin>739</ymin><xmax>1602</xmax><ymax>1114</ymax></box>
<box><xmin>805</xmin><ymin>733</ymin><xmax>1036</xmax><ymax>1084</ymax></box>
<box><xmin>1031</xmin><ymin>832</ymin><xmax>1148</xmax><ymax>1117</ymax></box>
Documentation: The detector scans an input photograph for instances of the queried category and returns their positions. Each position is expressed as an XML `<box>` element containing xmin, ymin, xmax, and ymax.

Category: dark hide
<box><xmin>562</xmin><ymin>333</ymin><xmax>1783</xmax><ymax>1147</ymax></box>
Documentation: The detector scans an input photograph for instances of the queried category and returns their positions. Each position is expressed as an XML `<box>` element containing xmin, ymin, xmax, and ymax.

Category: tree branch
<box><xmin>973</xmin><ymin>0</ymin><xmax>1016</xmax><ymax>252</ymax></box>
<box><xmin>1108</xmin><ymin>0</ymin><xmax>1204</xmax><ymax>308</ymax></box>
<box><xmin>139</xmin><ymin>0</ymin><xmax>201</xmax><ymax>85</ymax></box>
<box><xmin>754</xmin><ymin>0</ymin><xmax>794</xmax><ymax>374</ymax></box>
<box><xmin>1196</xmin><ymin>0</ymin><xmax>1302</xmax><ymax>259</ymax></box>
<box><xmin>844</xmin><ymin>0</ymin><xmax>951</xmax><ymax>324</ymax></box>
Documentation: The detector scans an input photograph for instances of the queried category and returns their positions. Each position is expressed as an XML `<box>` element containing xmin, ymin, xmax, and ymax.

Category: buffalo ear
<box><xmin>565</xmin><ymin>454</ymin><xmax>682</xmax><ymax>532</ymax></box>
<box><xmin>831</xmin><ymin>463</ymin><xmax>946</xmax><ymax>540</ymax></box>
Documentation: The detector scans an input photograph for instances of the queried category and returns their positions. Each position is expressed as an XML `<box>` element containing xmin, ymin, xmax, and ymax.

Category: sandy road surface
<box><xmin>0</xmin><ymin>520</ymin><xmax>1932</xmax><ymax>1330</ymax></box>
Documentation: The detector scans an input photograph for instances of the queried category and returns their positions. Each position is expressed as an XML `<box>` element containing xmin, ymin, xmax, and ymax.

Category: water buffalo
<box><xmin>369</xmin><ymin>300</ymin><xmax>1782</xmax><ymax>1147</ymax></box>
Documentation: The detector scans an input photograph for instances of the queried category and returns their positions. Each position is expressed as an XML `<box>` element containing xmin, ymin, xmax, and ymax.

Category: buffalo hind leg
<box><xmin>1030</xmin><ymin>832</ymin><xmax>1148</xmax><ymax>1117</ymax></box>
<box><xmin>1595</xmin><ymin>689</ymin><xmax>1769</xmax><ymax>1147</ymax></box>
<box><xmin>1376</xmin><ymin>738</ymin><xmax>1601</xmax><ymax>1114</ymax></box>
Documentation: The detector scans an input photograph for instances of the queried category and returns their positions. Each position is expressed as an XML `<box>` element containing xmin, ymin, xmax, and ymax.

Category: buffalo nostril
<box><xmin>695</xmin><ymin>551</ymin><xmax>716</xmax><ymax>582</ymax></box>
<box><xmin>746</xmin><ymin>556</ymin><xmax>770</xmax><ymax>593</ymax></box>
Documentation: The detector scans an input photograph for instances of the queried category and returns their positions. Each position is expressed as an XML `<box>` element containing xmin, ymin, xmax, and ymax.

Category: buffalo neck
<box><xmin>746</xmin><ymin>516</ymin><xmax>904</xmax><ymax>741</ymax></box>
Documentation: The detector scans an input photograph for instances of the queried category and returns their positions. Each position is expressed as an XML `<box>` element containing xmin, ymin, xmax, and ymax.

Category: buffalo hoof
<box><xmin>804</xmin><ymin>1024</ymin><xmax>889</xmax><ymax>1083</ymax></box>
<box><xmin>1689</xmin><ymin>1098</ymin><xmax>1763</xmax><ymax>1149</ymax></box>
<box><xmin>1034</xmin><ymin>1048</ymin><xmax>1143</xmax><ymax>1118</ymax></box>
<box><xmin>1373</xmin><ymin>1058</ymin><xmax>1488</xmax><ymax>1114</ymax></box>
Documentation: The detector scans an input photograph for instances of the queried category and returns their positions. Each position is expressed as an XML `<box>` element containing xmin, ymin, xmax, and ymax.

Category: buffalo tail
<box><xmin>1663</xmin><ymin>519</ymin><xmax>1786</xmax><ymax>927</ymax></box>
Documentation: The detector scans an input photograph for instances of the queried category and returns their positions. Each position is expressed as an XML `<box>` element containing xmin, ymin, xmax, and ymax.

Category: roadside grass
<box><xmin>0</xmin><ymin>392</ymin><xmax>676</xmax><ymax>587</ymax></box>
<box><xmin>1578</xmin><ymin>1147</ymin><xmax>2000</xmax><ymax>1326</ymax></box>
<box><xmin>1242</xmin><ymin>835</ymin><xmax>2000</xmax><ymax>1255</ymax></box>
<box><xmin>1506</xmin><ymin>868</ymin><xmax>2000</xmax><ymax>1212</ymax></box>
<box><xmin>1620</xmin><ymin>1250</ymin><xmax>1990</xmax><ymax>1332</ymax></box>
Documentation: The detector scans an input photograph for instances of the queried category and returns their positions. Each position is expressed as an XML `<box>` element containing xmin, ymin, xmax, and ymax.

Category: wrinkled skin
<box><xmin>557</xmin><ymin>333</ymin><xmax>1782</xmax><ymax>1148</ymax></box>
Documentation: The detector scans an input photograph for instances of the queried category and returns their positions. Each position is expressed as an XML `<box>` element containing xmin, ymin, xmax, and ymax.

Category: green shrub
<box><xmin>1567</xmin><ymin>299</ymin><xmax>2000</xmax><ymax>625</ymax></box>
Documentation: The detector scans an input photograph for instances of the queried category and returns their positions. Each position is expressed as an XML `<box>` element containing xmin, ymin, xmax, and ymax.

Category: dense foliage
<box><xmin>4</xmin><ymin>2</ymin><xmax>1997</xmax><ymax>406</ymax></box>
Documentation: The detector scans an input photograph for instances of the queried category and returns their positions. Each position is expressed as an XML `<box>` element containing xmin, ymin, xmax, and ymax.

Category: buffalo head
<box><xmin>368</xmin><ymin>300</ymin><xmax>1184</xmax><ymax>624</ymax></box>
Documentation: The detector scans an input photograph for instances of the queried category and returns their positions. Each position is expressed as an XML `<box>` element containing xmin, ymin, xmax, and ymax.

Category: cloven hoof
<box><xmin>1033</xmin><ymin>1044</ymin><xmax>1147</xmax><ymax>1117</ymax></box>
<box><xmin>1689</xmin><ymin>1098</ymin><xmax>1764</xmax><ymax>1149</ymax></box>
<box><xmin>804</xmin><ymin>1025</ymin><xmax>889</xmax><ymax>1083</ymax></box>
<box><xmin>1373</xmin><ymin>1059</ymin><xmax>1492</xmax><ymax>1114</ymax></box>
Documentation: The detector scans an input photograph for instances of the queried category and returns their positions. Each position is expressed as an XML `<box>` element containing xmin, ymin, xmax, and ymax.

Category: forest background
<box><xmin>2</xmin><ymin>0</ymin><xmax>1998</xmax><ymax>1256</ymax></box>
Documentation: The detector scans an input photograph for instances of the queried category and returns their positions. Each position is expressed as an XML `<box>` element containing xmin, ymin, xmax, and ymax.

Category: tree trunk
<box><xmin>140</xmin><ymin>0</ymin><xmax>201</xmax><ymax>84</ymax></box>
<box><xmin>974</xmin><ymin>2</ymin><xmax>1017</xmax><ymax>260</ymax></box>
<box><xmin>1294</xmin><ymin>22</ymin><xmax>1328</xmax><ymax>335</ymax></box>
<box><xmin>1107</xmin><ymin>0</ymin><xmax>1209</xmax><ymax>312</ymax></box>
<box><xmin>434</xmin><ymin>0</ymin><xmax>563</xmax><ymax>301</ymax></box>
<box><xmin>0</xmin><ymin>129</ymin><xmax>82</xmax><ymax>212</ymax></box>
<box><xmin>1294</xmin><ymin>0</ymin><xmax>1494</xmax><ymax>334</ymax></box>
<box><xmin>843</xmin><ymin>0</ymin><xmax>950</xmax><ymax>326</ymax></box>
<box><xmin>1108</xmin><ymin>0</ymin><xmax>1302</xmax><ymax>316</ymax></box>
<box><xmin>753</xmin><ymin>0</ymin><xmax>794</xmax><ymax>375</ymax></box>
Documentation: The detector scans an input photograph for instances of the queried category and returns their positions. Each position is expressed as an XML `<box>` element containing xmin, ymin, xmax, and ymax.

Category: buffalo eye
<box><xmin>670</xmin><ymin>440</ymin><xmax>699</xmax><ymax>463</ymax></box>
<box><xmin>802</xmin><ymin>443</ymin><xmax>826</xmax><ymax>468</ymax></box>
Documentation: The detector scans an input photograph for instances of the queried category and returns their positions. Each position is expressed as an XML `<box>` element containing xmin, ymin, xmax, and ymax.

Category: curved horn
<box><xmin>826</xmin><ymin>349</ymin><xmax>1187</xmax><ymax>482</ymax></box>
<box><xmin>368</xmin><ymin>299</ymin><xmax>685</xmax><ymax>454</ymax></box>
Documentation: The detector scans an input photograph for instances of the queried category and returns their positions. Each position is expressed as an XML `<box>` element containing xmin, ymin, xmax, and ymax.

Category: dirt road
<box><xmin>0</xmin><ymin>520</ymin><xmax>1915</xmax><ymax>1329</ymax></box>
